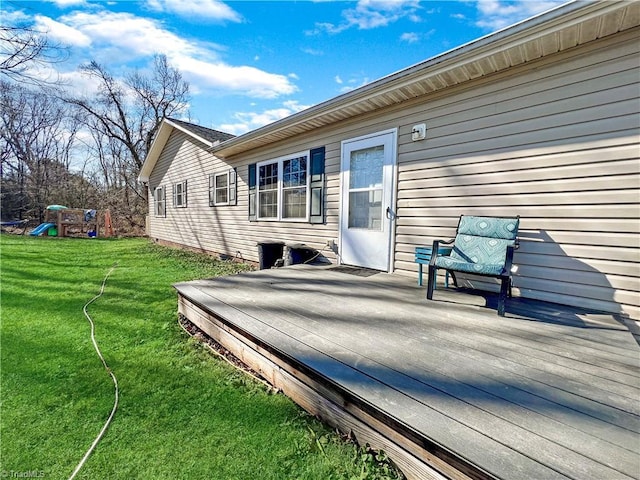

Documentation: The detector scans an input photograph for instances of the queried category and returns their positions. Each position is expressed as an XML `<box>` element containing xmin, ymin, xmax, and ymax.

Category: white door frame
<box><xmin>339</xmin><ymin>128</ymin><xmax>398</xmax><ymax>272</ymax></box>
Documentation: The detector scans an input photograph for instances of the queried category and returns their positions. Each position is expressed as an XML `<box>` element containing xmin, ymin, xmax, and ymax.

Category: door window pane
<box><xmin>348</xmin><ymin>190</ymin><xmax>382</xmax><ymax>230</ymax></box>
<box><xmin>349</xmin><ymin>146</ymin><xmax>384</xmax><ymax>189</ymax></box>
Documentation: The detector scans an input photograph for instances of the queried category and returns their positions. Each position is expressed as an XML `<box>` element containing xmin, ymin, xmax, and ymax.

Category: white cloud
<box><xmin>400</xmin><ymin>32</ymin><xmax>419</xmax><ymax>44</ymax></box>
<box><xmin>399</xmin><ymin>28</ymin><xmax>435</xmax><ymax>44</ymax></box>
<box><xmin>309</xmin><ymin>0</ymin><xmax>421</xmax><ymax>35</ymax></box>
<box><xmin>474</xmin><ymin>0</ymin><xmax>566</xmax><ymax>31</ymax></box>
<box><xmin>145</xmin><ymin>0</ymin><xmax>242</xmax><ymax>23</ymax></box>
<box><xmin>175</xmin><ymin>57</ymin><xmax>296</xmax><ymax>98</ymax></box>
<box><xmin>282</xmin><ymin>100</ymin><xmax>307</xmax><ymax>111</ymax></box>
<box><xmin>216</xmin><ymin>100</ymin><xmax>311</xmax><ymax>135</ymax></box>
<box><xmin>301</xmin><ymin>47</ymin><xmax>324</xmax><ymax>56</ymax></box>
<box><xmin>50</xmin><ymin>10</ymin><xmax>296</xmax><ymax>99</ymax></box>
<box><xmin>308</xmin><ymin>22</ymin><xmax>344</xmax><ymax>35</ymax></box>
<box><xmin>34</xmin><ymin>15</ymin><xmax>91</xmax><ymax>47</ymax></box>
<box><xmin>61</xmin><ymin>11</ymin><xmax>200</xmax><ymax>59</ymax></box>
<box><xmin>48</xmin><ymin>0</ymin><xmax>89</xmax><ymax>7</ymax></box>
<box><xmin>2</xmin><ymin>8</ymin><xmax>31</xmax><ymax>25</ymax></box>
<box><xmin>338</xmin><ymin>75</ymin><xmax>371</xmax><ymax>93</ymax></box>
<box><xmin>59</xmin><ymin>68</ymin><xmax>107</xmax><ymax>95</ymax></box>
<box><xmin>334</xmin><ymin>75</ymin><xmax>343</xmax><ymax>84</ymax></box>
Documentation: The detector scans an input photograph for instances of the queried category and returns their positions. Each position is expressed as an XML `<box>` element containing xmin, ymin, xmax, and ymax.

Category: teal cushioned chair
<box><xmin>426</xmin><ymin>215</ymin><xmax>520</xmax><ymax>316</ymax></box>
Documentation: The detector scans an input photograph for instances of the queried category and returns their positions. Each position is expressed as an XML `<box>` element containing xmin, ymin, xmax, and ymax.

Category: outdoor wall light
<box><xmin>411</xmin><ymin>123</ymin><xmax>427</xmax><ymax>141</ymax></box>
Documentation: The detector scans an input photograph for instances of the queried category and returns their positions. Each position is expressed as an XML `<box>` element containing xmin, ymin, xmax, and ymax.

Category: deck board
<box><xmin>175</xmin><ymin>265</ymin><xmax>640</xmax><ymax>480</ymax></box>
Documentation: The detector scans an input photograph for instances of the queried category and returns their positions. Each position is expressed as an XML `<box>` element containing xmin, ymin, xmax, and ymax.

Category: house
<box><xmin>139</xmin><ymin>1</ymin><xmax>640</xmax><ymax>320</ymax></box>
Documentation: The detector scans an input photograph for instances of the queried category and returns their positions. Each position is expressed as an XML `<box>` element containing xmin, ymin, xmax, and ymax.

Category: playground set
<box><xmin>30</xmin><ymin>205</ymin><xmax>114</xmax><ymax>238</ymax></box>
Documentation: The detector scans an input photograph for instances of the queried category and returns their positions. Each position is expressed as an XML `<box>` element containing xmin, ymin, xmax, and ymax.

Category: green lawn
<box><xmin>0</xmin><ymin>235</ymin><xmax>402</xmax><ymax>480</ymax></box>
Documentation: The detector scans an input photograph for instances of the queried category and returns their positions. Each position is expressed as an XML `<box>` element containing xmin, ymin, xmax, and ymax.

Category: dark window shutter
<box><xmin>153</xmin><ymin>187</ymin><xmax>158</xmax><ymax>215</ymax></box>
<box><xmin>208</xmin><ymin>174</ymin><xmax>214</xmax><ymax>206</ymax></box>
<box><xmin>248</xmin><ymin>163</ymin><xmax>257</xmax><ymax>221</ymax></box>
<box><xmin>183</xmin><ymin>180</ymin><xmax>187</xmax><ymax>206</ymax></box>
<box><xmin>229</xmin><ymin>168</ymin><xmax>237</xmax><ymax>206</ymax></box>
<box><xmin>309</xmin><ymin>146</ymin><xmax>325</xmax><ymax>224</ymax></box>
<box><xmin>172</xmin><ymin>184</ymin><xmax>176</xmax><ymax>206</ymax></box>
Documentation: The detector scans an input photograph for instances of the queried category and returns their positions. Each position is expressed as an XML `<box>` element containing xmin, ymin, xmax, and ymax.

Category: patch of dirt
<box><xmin>178</xmin><ymin>315</ymin><xmax>271</xmax><ymax>387</ymax></box>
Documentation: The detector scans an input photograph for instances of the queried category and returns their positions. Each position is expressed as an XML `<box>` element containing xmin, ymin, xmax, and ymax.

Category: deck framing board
<box><xmin>179</xmin><ymin>295</ymin><xmax>468</xmax><ymax>480</ymax></box>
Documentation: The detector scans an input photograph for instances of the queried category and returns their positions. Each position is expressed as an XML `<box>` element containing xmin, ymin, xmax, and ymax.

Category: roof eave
<box><xmin>211</xmin><ymin>0</ymin><xmax>634</xmax><ymax>158</ymax></box>
<box><xmin>138</xmin><ymin>119</ymin><xmax>172</xmax><ymax>183</ymax></box>
<box><xmin>138</xmin><ymin>118</ymin><xmax>215</xmax><ymax>183</ymax></box>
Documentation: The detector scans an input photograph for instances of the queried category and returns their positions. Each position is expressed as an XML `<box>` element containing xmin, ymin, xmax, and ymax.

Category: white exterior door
<box><xmin>340</xmin><ymin>129</ymin><xmax>397</xmax><ymax>271</ymax></box>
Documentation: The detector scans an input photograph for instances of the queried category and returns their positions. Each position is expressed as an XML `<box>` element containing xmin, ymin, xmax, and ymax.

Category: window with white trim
<box><xmin>209</xmin><ymin>169</ymin><xmax>237</xmax><ymax>207</ymax></box>
<box><xmin>172</xmin><ymin>180</ymin><xmax>187</xmax><ymax>208</ymax></box>
<box><xmin>154</xmin><ymin>186</ymin><xmax>166</xmax><ymax>217</ymax></box>
<box><xmin>257</xmin><ymin>152</ymin><xmax>308</xmax><ymax>221</ymax></box>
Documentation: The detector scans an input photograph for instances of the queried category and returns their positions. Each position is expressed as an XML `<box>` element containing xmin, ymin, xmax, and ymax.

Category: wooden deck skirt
<box><xmin>174</xmin><ymin>265</ymin><xmax>640</xmax><ymax>480</ymax></box>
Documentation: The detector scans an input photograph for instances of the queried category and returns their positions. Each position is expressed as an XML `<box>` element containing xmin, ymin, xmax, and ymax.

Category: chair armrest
<box><xmin>429</xmin><ymin>239</ymin><xmax>454</xmax><ymax>266</ymax></box>
<box><xmin>504</xmin><ymin>244</ymin><xmax>516</xmax><ymax>275</ymax></box>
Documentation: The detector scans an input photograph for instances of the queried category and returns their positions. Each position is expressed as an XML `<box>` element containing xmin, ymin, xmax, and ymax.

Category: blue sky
<box><xmin>4</xmin><ymin>0</ymin><xmax>567</xmax><ymax>135</ymax></box>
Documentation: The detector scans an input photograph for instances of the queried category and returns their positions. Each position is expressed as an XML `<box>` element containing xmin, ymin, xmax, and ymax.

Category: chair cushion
<box><xmin>458</xmin><ymin>215</ymin><xmax>519</xmax><ymax>240</ymax></box>
<box><xmin>434</xmin><ymin>256</ymin><xmax>506</xmax><ymax>276</ymax></box>
<box><xmin>449</xmin><ymin>234</ymin><xmax>513</xmax><ymax>266</ymax></box>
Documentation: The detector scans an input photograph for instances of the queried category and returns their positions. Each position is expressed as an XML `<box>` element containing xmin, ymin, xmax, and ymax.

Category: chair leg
<box><xmin>498</xmin><ymin>277</ymin><xmax>509</xmax><ymax>316</ymax></box>
<box><xmin>426</xmin><ymin>265</ymin><xmax>436</xmax><ymax>300</ymax></box>
<box><xmin>450</xmin><ymin>271</ymin><xmax>458</xmax><ymax>288</ymax></box>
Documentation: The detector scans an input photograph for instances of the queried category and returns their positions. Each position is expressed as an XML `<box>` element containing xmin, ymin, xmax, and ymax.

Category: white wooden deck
<box><xmin>174</xmin><ymin>265</ymin><xmax>640</xmax><ymax>480</ymax></box>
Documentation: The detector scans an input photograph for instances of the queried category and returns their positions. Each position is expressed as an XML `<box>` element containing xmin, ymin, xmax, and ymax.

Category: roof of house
<box><xmin>139</xmin><ymin>118</ymin><xmax>234</xmax><ymax>182</ymax></box>
<box><xmin>168</xmin><ymin>118</ymin><xmax>235</xmax><ymax>144</ymax></box>
<box><xmin>208</xmin><ymin>0</ymin><xmax>637</xmax><ymax>158</ymax></box>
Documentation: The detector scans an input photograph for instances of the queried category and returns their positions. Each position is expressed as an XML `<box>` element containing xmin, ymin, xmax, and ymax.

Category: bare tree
<box><xmin>0</xmin><ymin>81</ymin><xmax>83</xmax><ymax>221</ymax></box>
<box><xmin>65</xmin><ymin>54</ymin><xmax>189</xmax><ymax>230</ymax></box>
<box><xmin>0</xmin><ymin>26</ymin><xmax>67</xmax><ymax>86</ymax></box>
<box><xmin>127</xmin><ymin>54</ymin><xmax>190</xmax><ymax>163</ymax></box>
<box><xmin>83</xmin><ymin>124</ymin><xmax>146</xmax><ymax>231</ymax></box>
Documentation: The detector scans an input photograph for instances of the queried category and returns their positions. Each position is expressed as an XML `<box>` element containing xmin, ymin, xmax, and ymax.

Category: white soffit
<box><xmin>211</xmin><ymin>0</ymin><xmax>639</xmax><ymax>158</ymax></box>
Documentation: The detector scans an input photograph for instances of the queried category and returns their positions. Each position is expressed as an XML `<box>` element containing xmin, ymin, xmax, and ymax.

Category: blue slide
<box><xmin>30</xmin><ymin>222</ymin><xmax>56</xmax><ymax>236</ymax></box>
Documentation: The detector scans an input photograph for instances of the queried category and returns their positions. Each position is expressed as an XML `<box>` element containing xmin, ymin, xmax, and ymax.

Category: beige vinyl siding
<box><xmin>391</xmin><ymin>29</ymin><xmax>639</xmax><ymax>318</ymax></box>
<box><xmin>147</xmin><ymin>28</ymin><xmax>639</xmax><ymax>318</ymax></box>
<box><xmin>147</xmin><ymin>130</ymin><xmax>340</xmax><ymax>263</ymax></box>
